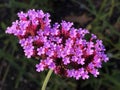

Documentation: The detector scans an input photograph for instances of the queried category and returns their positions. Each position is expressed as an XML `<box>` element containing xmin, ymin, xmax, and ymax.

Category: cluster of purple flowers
<box><xmin>6</xmin><ymin>9</ymin><xmax>109</xmax><ymax>80</ymax></box>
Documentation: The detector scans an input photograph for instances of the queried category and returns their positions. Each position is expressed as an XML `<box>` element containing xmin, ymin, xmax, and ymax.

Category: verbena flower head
<box><xmin>6</xmin><ymin>9</ymin><xmax>109</xmax><ymax>80</ymax></box>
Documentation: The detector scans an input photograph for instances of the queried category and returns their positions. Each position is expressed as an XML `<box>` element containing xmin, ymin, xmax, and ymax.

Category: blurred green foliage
<box><xmin>0</xmin><ymin>0</ymin><xmax>120</xmax><ymax>90</ymax></box>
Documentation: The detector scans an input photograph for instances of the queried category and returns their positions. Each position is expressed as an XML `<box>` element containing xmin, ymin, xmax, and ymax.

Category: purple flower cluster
<box><xmin>6</xmin><ymin>9</ymin><xmax>109</xmax><ymax>80</ymax></box>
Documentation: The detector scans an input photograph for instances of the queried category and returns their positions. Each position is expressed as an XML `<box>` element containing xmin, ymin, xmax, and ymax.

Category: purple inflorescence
<box><xmin>6</xmin><ymin>9</ymin><xmax>109</xmax><ymax>80</ymax></box>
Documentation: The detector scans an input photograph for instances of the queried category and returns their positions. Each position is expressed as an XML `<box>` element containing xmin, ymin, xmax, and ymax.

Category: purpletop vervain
<box><xmin>6</xmin><ymin>9</ymin><xmax>109</xmax><ymax>80</ymax></box>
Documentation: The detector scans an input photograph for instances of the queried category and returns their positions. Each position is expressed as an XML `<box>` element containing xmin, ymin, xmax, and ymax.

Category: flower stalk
<box><xmin>42</xmin><ymin>69</ymin><xmax>53</xmax><ymax>90</ymax></box>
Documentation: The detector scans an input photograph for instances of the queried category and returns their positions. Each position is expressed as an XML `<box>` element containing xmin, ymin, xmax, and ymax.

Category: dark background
<box><xmin>0</xmin><ymin>0</ymin><xmax>120</xmax><ymax>90</ymax></box>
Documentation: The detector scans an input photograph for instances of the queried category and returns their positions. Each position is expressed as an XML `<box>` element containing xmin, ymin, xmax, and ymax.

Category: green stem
<box><xmin>2</xmin><ymin>65</ymin><xmax>10</xmax><ymax>83</ymax></box>
<box><xmin>42</xmin><ymin>69</ymin><xmax>53</xmax><ymax>90</ymax></box>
